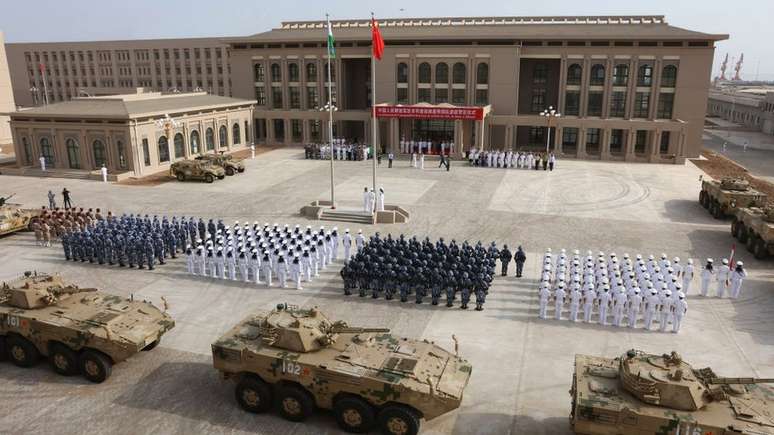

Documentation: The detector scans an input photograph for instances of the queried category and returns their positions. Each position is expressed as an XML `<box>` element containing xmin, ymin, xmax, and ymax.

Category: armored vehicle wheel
<box><xmin>204</xmin><ymin>174</ymin><xmax>214</xmax><ymax>184</ymax></box>
<box><xmin>225</xmin><ymin>167</ymin><xmax>235</xmax><ymax>176</ymax></box>
<box><xmin>235</xmin><ymin>377</ymin><xmax>272</xmax><ymax>413</ymax></box>
<box><xmin>377</xmin><ymin>405</ymin><xmax>420</xmax><ymax>435</ymax></box>
<box><xmin>334</xmin><ymin>396</ymin><xmax>376</xmax><ymax>433</ymax></box>
<box><xmin>736</xmin><ymin>223</ymin><xmax>748</xmax><ymax>243</ymax></box>
<box><xmin>50</xmin><ymin>343</ymin><xmax>79</xmax><ymax>376</ymax></box>
<box><xmin>79</xmin><ymin>350</ymin><xmax>112</xmax><ymax>383</ymax></box>
<box><xmin>142</xmin><ymin>338</ymin><xmax>160</xmax><ymax>351</ymax></box>
<box><xmin>6</xmin><ymin>336</ymin><xmax>40</xmax><ymax>368</ymax></box>
<box><xmin>275</xmin><ymin>384</ymin><xmax>314</xmax><ymax>422</ymax></box>
<box><xmin>754</xmin><ymin>239</ymin><xmax>769</xmax><ymax>260</ymax></box>
<box><xmin>176</xmin><ymin>172</ymin><xmax>186</xmax><ymax>182</ymax></box>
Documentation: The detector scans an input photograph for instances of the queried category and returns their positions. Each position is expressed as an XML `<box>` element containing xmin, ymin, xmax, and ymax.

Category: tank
<box><xmin>212</xmin><ymin>303</ymin><xmax>472</xmax><ymax>435</ymax></box>
<box><xmin>570</xmin><ymin>349</ymin><xmax>774</xmax><ymax>435</ymax></box>
<box><xmin>732</xmin><ymin>206</ymin><xmax>774</xmax><ymax>259</ymax></box>
<box><xmin>0</xmin><ymin>203</ymin><xmax>41</xmax><ymax>236</ymax></box>
<box><xmin>0</xmin><ymin>272</ymin><xmax>175</xmax><ymax>383</ymax></box>
<box><xmin>195</xmin><ymin>153</ymin><xmax>245</xmax><ymax>176</ymax></box>
<box><xmin>700</xmin><ymin>177</ymin><xmax>767</xmax><ymax>219</ymax></box>
<box><xmin>169</xmin><ymin>159</ymin><xmax>225</xmax><ymax>183</ymax></box>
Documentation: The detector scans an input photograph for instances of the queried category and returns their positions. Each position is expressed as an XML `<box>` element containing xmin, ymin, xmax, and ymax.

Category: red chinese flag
<box><xmin>371</xmin><ymin>17</ymin><xmax>384</xmax><ymax>60</ymax></box>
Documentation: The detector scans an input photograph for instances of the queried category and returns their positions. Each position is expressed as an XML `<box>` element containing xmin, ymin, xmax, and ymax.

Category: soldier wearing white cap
<box><xmin>716</xmin><ymin>258</ymin><xmax>730</xmax><ymax>298</ymax></box>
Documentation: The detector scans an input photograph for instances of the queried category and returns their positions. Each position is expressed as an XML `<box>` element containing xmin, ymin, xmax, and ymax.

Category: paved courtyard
<box><xmin>0</xmin><ymin>148</ymin><xmax>772</xmax><ymax>435</ymax></box>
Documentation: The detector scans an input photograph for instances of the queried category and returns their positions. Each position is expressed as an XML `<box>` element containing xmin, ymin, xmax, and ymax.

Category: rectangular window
<box><xmin>452</xmin><ymin>89</ymin><xmax>466</xmax><ymax>105</ymax></box>
<box><xmin>657</xmin><ymin>93</ymin><xmax>674</xmax><ymax>119</ymax></box>
<box><xmin>435</xmin><ymin>88</ymin><xmax>448</xmax><ymax>104</ymax></box>
<box><xmin>272</xmin><ymin>87</ymin><xmax>283</xmax><ymax>109</ymax></box>
<box><xmin>564</xmin><ymin>91</ymin><xmax>580</xmax><ymax>116</ymax></box>
<box><xmin>634</xmin><ymin>92</ymin><xmax>650</xmax><ymax>118</ymax></box>
<box><xmin>531</xmin><ymin>89</ymin><xmax>546</xmax><ymax>113</ymax></box>
<box><xmin>306</xmin><ymin>86</ymin><xmax>319</xmax><ymax>109</ymax></box>
<box><xmin>587</xmin><ymin>91</ymin><xmax>603</xmax><ymax>117</ymax></box>
<box><xmin>142</xmin><ymin>139</ymin><xmax>151</xmax><ymax>166</ymax></box>
<box><xmin>397</xmin><ymin>87</ymin><xmax>409</xmax><ymax>104</ymax></box>
<box><xmin>417</xmin><ymin>88</ymin><xmax>431</xmax><ymax>103</ymax></box>
<box><xmin>475</xmin><ymin>89</ymin><xmax>488</xmax><ymax>106</ymax></box>
<box><xmin>609</xmin><ymin>91</ymin><xmax>626</xmax><ymax>117</ymax></box>
<box><xmin>289</xmin><ymin>87</ymin><xmax>301</xmax><ymax>109</ymax></box>
<box><xmin>291</xmin><ymin>119</ymin><xmax>303</xmax><ymax>142</ymax></box>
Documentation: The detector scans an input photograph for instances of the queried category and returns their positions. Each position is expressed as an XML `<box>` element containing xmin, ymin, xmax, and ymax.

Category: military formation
<box><xmin>467</xmin><ymin>149</ymin><xmax>557</xmax><ymax>171</ymax></box>
<box><xmin>185</xmin><ymin>222</ymin><xmax>353</xmax><ymax>289</ymax></box>
<box><xmin>538</xmin><ymin>249</ymin><xmax>690</xmax><ymax>333</ymax></box>
<box><xmin>340</xmin><ymin>235</ymin><xmax>498</xmax><ymax>310</ymax></box>
<box><xmin>304</xmin><ymin>138</ymin><xmax>369</xmax><ymax>161</ymax></box>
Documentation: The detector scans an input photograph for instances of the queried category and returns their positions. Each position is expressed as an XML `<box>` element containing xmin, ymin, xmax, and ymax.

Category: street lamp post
<box><xmin>319</xmin><ymin>102</ymin><xmax>338</xmax><ymax>209</ymax></box>
<box><xmin>540</xmin><ymin>106</ymin><xmax>561</xmax><ymax>155</ymax></box>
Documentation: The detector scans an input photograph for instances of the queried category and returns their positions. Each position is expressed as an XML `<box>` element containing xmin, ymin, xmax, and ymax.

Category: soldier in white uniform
<box><xmin>716</xmin><ymin>258</ymin><xmax>730</xmax><ymax>297</ymax></box>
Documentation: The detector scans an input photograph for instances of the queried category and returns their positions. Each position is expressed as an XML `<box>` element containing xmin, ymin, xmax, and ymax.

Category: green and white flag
<box><xmin>326</xmin><ymin>18</ymin><xmax>336</xmax><ymax>59</ymax></box>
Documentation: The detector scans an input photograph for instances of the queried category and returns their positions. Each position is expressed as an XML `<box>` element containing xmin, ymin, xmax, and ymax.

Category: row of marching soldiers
<box><xmin>185</xmin><ymin>222</ymin><xmax>366</xmax><ymax>289</ymax></box>
<box><xmin>538</xmin><ymin>249</ymin><xmax>689</xmax><ymax>333</ymax></box>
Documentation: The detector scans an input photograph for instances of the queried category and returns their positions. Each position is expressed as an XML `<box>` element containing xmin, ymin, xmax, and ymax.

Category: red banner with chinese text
<box><xmin>374</xmin><ymin>105</ymin><xmax>484</xmax><ymax>121</ymax></box>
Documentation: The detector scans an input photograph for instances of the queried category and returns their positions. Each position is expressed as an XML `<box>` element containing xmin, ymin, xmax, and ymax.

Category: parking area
<box><xmin>1</xmin><ymin>148</ymin><xmax>772</xmax><ymax>435</ymax></box>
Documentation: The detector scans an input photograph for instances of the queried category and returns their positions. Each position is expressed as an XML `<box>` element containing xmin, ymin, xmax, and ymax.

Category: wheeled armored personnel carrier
<box><xmin>699</xmin><ymin>177</ymin><xmax>767</xmax><ymax>219</ymax></box>
<box><xmin>195</xmin><ymin>152</ymin><xmax>245</xmax><ymax>176</ymax></box>
<box><xmin>570</xmin><ymin>349</ymin><xmax>774</xmax><ymax>435</ymax></box>
<box><xmin>0</xmin><ymin>203</ymin><xmax>41</xmax><ymax>236</ymax></box>
<box><xmin>732</xmin><ymin>206</ymin><xmax>774</xmax><ymax>259</ymax></box>
<box><xmin>0</xmin><ymin>272</ymin><xmax>175</xmax><ymax>383</ymax></box>
<box><xmin>169</xmin><ymin>159</ymin><xmax>225</xmax><ymax>183</ymax></box>
<box><xmin>212</xmin><ymin>304</ymin><xmax>472</xmax><ymax>435</ymax></box>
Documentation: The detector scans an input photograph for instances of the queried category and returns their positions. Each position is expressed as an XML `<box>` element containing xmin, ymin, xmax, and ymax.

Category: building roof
<box><xmin>227</xmin><ymin>15</ymin><xmax>728</xmax><ymax>44</ymax></box>
<box><xmin>9</xmin><ymin>92</ymin><xmax>255</xmax><ymax>120</ymax></box>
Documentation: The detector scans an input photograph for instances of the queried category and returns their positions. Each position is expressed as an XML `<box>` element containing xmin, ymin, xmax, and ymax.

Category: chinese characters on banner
<box><xmin>374</xmin><ymin>106</ymin><xmax>484</xmax><ymax>121</ymax></box>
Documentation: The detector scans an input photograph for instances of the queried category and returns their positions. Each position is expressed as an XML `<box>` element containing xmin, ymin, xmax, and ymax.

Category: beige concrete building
<box><xmin>228</xmin><ymin>15</ymin><xmax>727</xmax><ymax>163</ymax></box>
<box><xmin>0</xmin><ymin>31</ymin><xmax>16</xmax><ymax>148</ymax></box>
<box><xmin>7</xmin><ymin>90</ymin><xmax>255</xmax><ymax>178</ymax></box>
<box><xmin>5</xmin><ymin>38</ymin><xmax>231</xmax><ymax>108</ymax></box>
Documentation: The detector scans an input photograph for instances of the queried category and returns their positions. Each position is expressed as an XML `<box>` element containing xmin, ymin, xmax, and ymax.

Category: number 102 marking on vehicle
<box><xmin>281</xmin><ymin>359</ymin><xmax>301</xmax><ymax>376</ymax></box>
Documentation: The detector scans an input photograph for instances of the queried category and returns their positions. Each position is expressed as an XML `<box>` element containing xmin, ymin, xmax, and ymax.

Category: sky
<box><xmin>2</xmin><ymin>0</ymin><xmax>772</xmax><ymax>80</ymax></box>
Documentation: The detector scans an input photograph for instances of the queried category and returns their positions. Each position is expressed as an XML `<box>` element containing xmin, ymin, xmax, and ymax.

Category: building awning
<box><xmin>374</xmin><ymin>103</ymin><xmax>490</xmax><ymax>121</ymax></box>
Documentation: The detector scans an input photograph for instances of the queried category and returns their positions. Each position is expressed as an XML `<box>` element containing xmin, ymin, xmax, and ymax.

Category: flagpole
<box><xmin>326</xmin><ymin>14</ymin><xmax>335</xmax><ymax>209</ymax></box>
<box><xmin>371</xmin><ymin>14</ymin><xmax>377</xmax><ymax>197</ymax></box>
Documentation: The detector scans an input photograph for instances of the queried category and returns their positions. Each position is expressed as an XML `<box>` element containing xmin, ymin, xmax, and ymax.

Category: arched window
<box><xmin>453</xmin><ymin>63</ymin><xmax>466</xmax><ymax>84</ymax></box>
<box><xmin>253</xmin><ymin>63</ymin><xmax>264</xmax><ymax>82</ymax></box>
<box><xmin>158</xmin><ymin>136</ymin><xmax>170</xmax><ymax>162</ymax></box>
<box><xmin>205</xmin><ymin>128</ymin><xmax>215</xmax><ymax>151</ymax></box>
<box><xmin>476</xmin><ymin>63</ymin><xmax>489</xmax><ymax>85</ymax></box>
<box><xmin>270</xmin><ymin>63</ymin><xmax>281</xmax><ymax>82</ymax></box>
<box><xmin>66</xmin><ymin>138</ymin><xmax>80</xmax><ymax>169</ymax></box>
<box><xmin>613</xmin><ymin>64</ymin><xmax>629</xmax><ymax>86</ymax></box>
<box><xmin>306</xmin><ymin>62</ymin><xmax>317</xmax><ymax>82</ymax></box>
<box><xmin>40</xmin><ymin>137</ymin><xmax>54</xmax><ymax>166</ymax></box>
<box><xmin>219</xmin><ymin>125</ymin><xmax>228</xmax><ymax>147</ymax></box>
<box><xmin>661</xmin><ymin>65</ymin><xmax>678</xmax><ymax>88</ymax></box>
<box><xmin>567</xmin><ymin>64</ymin><xmax>582</xmax><ymax>85</ymax></box>
<box><xmin>418</xmin><ymin>63</ymin><xmax>431</xmax><ymax>84</ymax></box>
<box><xmin>435</xmin><ymin>63</ymin><xmax>449</xmax><ymax>84</ymax></box>
<box><xmin>590</xmin><ymin>64</ymin><xmax>605</xmax><ymax>86</ymax></box>
<box><xmin>232</xmin><ymin>123</ymin><xmax>241</xmax><ymax>145</ymax></box>
<box><xmin>638</xmin><ymin>64</ymin><xmax>653</xmax><ymax>87</ymax></box>
<box><xmin>22</xmin><ymin>137</ymin><xmax>32</xmax><ymax>165</ymax></box>
<box><xmin>92</xmin><ymin>139</ymin><xmax>106</xmax><ymax>168</ymax></box>
<box><xmin>116</xmin><ymin>139</ymin><xmax>127</xmax><ymax>169</ymax></box>
<box><xmin>288</xmin><ymin>63</ymin><xmax>299</xmax><ymax>82</ymax></box>
<box><xmin>190</xmin><ymin>130</ymin><xmax>200</xmax><ymax>154</ymax></box>
<box><xmin>173</xmin><ymin>133</ymin><xmax>184</xmax><ymax>159</ymax></box>
<box><xmin>397</xmin><ymin>62</ymin><xmax>408</xmax><ymax>83</ymax></box>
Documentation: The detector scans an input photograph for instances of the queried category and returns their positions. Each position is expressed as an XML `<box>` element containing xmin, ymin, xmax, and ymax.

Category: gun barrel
<box><xmin>708</xmin><ymin>377</ymin><xmax>774</xmax><ymax>384</ymax></box>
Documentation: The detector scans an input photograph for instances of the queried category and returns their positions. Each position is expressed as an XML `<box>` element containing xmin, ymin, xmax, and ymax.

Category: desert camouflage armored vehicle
<box><xmin>732</xmin><ymin>206</ymin><xmax>774</xmax><ymax>259</ymax></box>
<box><xmin>570</xmin><ymin>349</ymin><xmax>774</xmax><ymax>435</ymax></box>
<box><xmin>212</xmin><ymin>304</ymin><xmax>472</xmax><ymax>435</ymax></box>
<box><xmin>195</xmin><ymin>152</ymin><xmax>245</xmax><ymax>176</ymax></box>
<box><xmin>170</xmin><ymin>159</ymin><xmax>225</xmax><ymax>183</ymax></box>
<box><xmin>0</xmin><ymin>272</ymin><xmax>175</xmax><ymax>383</ymax></box>
<box><xmin>0</xmin><ymin>202</ymin><xmax>41</xmax><ymax>236</ymax></box>
<box><xmin>699</xmin><ymin>177</ymin><xmax>767</xmax><ymax>219</ymax></box>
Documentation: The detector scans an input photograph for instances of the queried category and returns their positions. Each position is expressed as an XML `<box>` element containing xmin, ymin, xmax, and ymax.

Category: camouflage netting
<box><xmin>720</xmin><ymin>177</ymin><xmax>750</xmax><ymax>191</ymax></box>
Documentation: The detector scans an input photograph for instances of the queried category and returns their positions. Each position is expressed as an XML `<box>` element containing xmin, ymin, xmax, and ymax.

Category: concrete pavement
<box><xmin>0</xmin><ymin>148</ymin><xmax>772</xmax><ymax>435</ymax></box>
